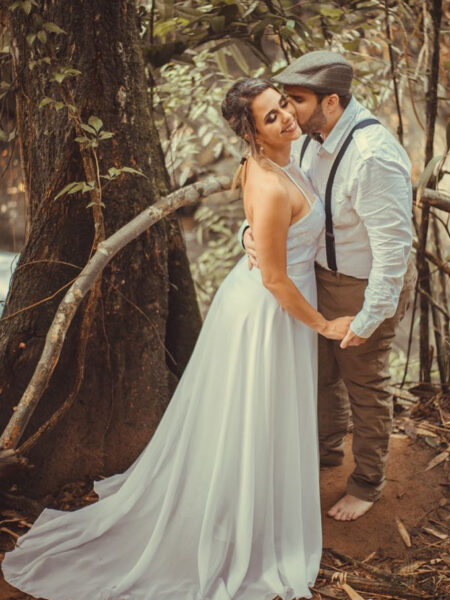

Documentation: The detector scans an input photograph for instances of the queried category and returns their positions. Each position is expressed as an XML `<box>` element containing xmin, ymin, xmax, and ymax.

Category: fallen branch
<box><xmin>319</xmin><ymin>568</ymin><xmax>431</xmax><ymax>599</ymax></box>
<box><xmin>324</xmin><ymin>549</ymin><xmax>430</xmax><ymax>596</ymax></box>
<box><xmin>0</xmin><ymin>175</ymin><xmax>230</xmax><ymax>463</ymax></box>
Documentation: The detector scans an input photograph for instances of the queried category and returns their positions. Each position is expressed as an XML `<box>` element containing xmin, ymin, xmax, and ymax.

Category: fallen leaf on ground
<box><xmin>425</xmin><ymin>448</ymin><xmax>449</xmax><ymax>471</ymax></box>
<box><xmin>398</xmin><ymin>560</ymin><xmax>426</xmax><ymax>575</ymax></box>
<box><xmin>423</xmin><ymin>526</ymin><xmax>448</xmax><ymax>540</ymax></box>
<box><xmin>341</xmin><ymin>582</ymin><xmax>366</xmax><ymax>600</ymax></box>
<box><xmin>362</xmin><ymin>550</ymin><xmax>376</xmax><ymax>562</ymax></box>
<box><xmin>395</xmin><ymin>516</ymin><xmax>412</xmax><ymax>547</ymax></box>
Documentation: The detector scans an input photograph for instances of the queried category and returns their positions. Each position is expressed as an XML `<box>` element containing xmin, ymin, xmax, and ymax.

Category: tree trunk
<box><xmin>0</xmin><ymin>0</ymin><xmax>201</xmax><ymax>498</ymax></box>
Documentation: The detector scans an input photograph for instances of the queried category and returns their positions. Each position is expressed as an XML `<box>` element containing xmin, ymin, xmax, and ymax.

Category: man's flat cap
<box><xmin>272</xmin><ymin>50</ymin><xmax>353</xmax><ymax>96</ymax></box>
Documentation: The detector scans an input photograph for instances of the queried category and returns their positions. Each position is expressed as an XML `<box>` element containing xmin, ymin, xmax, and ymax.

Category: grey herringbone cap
<box><xmin>272</xmin><ymin>50</ymin><xmax>353</xmax><ymax>95</ymax></box>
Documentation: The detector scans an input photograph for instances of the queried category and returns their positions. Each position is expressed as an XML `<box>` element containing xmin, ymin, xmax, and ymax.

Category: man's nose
<box><xmin>280</xmin><ymin>107</ymin><xmax>292</xmax><ymax>121</ymax></box>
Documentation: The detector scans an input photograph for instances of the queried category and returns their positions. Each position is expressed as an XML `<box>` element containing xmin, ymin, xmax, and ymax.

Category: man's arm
<box><xmin>344</xmin><ymin>155</ymin><xmax>412</xmax><ymax>345</ymax></box>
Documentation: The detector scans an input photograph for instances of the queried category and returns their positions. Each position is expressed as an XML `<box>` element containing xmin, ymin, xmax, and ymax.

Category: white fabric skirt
<box><xmin>2</xmin><ymin>256</ymin><xmax>322</xmax><ymax>600</ymax></box>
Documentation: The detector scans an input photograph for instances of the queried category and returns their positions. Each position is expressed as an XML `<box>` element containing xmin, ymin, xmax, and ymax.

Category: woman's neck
<box><xmin>260</xmin><ymin>144</ymin><xmax>291</xmax><ymax>167</ymax></box>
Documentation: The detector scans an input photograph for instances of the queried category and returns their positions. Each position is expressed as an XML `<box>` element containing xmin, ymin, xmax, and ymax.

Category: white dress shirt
<box><xmin>292</xmin><ymin>97</ymin><xmax>412</xmax><ymax>338</ymax></box>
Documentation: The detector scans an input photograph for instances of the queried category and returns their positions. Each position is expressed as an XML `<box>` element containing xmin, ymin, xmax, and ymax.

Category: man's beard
<box><xmin>299</xmin><ymin>103</ymin><xmax>326</xmax><ymax>136</ymax></box>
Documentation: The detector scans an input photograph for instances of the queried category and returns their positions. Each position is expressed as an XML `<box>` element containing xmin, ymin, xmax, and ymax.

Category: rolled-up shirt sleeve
<box><xmin>350</xmin><ymin>155</ymin><xmax>412</xmax><ymax>338</ymax></box>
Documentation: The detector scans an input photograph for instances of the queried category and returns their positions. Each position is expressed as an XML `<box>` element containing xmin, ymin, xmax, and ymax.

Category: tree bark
<box><xmin>0</xmin><ymin>0</ymin><xmax>202</xmax><ymax>497</ymax></box>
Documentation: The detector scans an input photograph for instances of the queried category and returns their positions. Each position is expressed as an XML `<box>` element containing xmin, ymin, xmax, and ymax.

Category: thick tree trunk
<box><xmin>0</xmin><ymin>0</ymin><xmax>201</xmax><ymax>497</ymax></box>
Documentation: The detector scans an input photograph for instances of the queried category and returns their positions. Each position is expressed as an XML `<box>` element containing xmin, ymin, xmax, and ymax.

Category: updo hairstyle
<box><xmin>222</xmin><ymin>78</ymin><xmax>278</xmax><ymax>155</ymax></box>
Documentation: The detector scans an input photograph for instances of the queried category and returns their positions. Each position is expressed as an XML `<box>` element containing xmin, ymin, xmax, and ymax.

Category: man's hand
<box><xmin>340</xmin><ymin>329</ymin><xmax>367</xmax><ymax>349</ymax></box>
<box><xmin>243</xmin><ymin>227</ymin><xmax>258</xmax><ymax>270</ymax></box>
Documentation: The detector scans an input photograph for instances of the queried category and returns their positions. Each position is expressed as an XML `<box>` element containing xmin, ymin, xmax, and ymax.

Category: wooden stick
<box><xmin>0</xmin><ymin>176</ymin><xmax>230</xmax><ymax>460</ymax></box>
<box><xmin>412</xmin><ymin>239</ymin><xmax>450</xmax><ymax>276</ymax></box>
<box><xmin>319</xmin><ymin>568</ymin><xmax>431</xmax><ymax>599</ymax></box>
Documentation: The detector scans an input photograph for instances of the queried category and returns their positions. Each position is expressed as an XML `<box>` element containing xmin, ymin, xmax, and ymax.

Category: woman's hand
<box><xmin>321</xmin><ymin>316</ymin><xmax>354</xmax><ymax>340</ymax></box>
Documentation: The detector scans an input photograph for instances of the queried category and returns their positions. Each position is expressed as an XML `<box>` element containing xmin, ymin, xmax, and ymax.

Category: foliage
<box><xmin>145</xmin><ymin>0</ymin><xmax>449</xmax><ymax>322</ymax></box>
<box><xmin>189</xmin><ymin>194</ymin><xmax>244</xmax><ymax>314</ymax></box>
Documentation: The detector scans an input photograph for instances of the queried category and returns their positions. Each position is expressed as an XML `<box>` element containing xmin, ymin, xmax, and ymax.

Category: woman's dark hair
<box><xmin>222</xmin><ymin>78</ymin><xmax>278</xmax><ymax>155</ymax></box>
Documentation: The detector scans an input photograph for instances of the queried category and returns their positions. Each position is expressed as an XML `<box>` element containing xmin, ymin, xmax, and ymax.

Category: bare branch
<box><xmin>0</xmin><ymin>175</ymin><xmax>230</xmax><ymax>461</ymax></box>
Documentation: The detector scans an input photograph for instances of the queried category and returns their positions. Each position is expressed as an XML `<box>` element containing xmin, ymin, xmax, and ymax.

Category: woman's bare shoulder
<box><xmin>244</xmin><ymin>161</ymin><xmax>288</xmax><ymax>206</ymax></box>
<box><xmin>244</xmin><ymin>162</ymin><xmax>291</xmax><ymax>228</ymax></box>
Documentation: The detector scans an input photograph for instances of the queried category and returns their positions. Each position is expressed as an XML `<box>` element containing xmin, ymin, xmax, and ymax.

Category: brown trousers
<box><xmin>315</xmin><ymin>259</ymin><xmax>416</xmax><ymax>502</ymax></box>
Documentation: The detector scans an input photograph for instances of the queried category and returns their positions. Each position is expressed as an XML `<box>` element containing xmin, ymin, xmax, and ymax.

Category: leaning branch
<box><xmin>412</xmin><ymin>239</ymin><xmax>450</xmax><ymax>276</ymax></box>
<box><xmin>420</xmin><ymin>188</ymin><xmax>450</xmax><ymax>212</ymax></box>
<box><xmin>0</xmin><ymin>175</ymin><xmax>230</xmax><ymax>460</ymax></box>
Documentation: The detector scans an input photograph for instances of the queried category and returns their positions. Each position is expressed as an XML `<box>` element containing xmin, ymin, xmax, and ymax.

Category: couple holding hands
<box><xmin>3</xmin><ymin>50</ymin><xmax>414</xmax><ymax>600</ymax></box>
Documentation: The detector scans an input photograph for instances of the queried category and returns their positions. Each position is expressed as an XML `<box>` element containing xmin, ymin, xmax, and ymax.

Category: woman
<box><xmin>2</xmin><ymin>79</ymin><xmax>352</xmax><ymax>600</ymax></box>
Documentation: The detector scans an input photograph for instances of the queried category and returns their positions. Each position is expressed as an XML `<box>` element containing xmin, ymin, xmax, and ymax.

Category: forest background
<box><xmin>0</xmin><ymin>1</ymin><xmax>448</xmax><ymax>598</ymax></box>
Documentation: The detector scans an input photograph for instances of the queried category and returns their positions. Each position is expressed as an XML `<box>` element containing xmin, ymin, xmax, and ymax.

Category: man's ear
<box><xmin>325</xmin><ymin>94</ymin><xmax>340</xmax><ymax>113</ymax></box>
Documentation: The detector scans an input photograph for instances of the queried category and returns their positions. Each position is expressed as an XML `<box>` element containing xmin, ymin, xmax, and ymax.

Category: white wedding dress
<box><xmin>2</xmin><ymin>159</ymin><xmax>324</xmax><ymax>600</ymax></box>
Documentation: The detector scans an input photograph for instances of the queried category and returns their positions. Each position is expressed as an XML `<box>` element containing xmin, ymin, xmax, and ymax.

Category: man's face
<box><xmin>283</xmin><ymin>86</ymin><xmax>327</xmax><ymax>135</ymax></box>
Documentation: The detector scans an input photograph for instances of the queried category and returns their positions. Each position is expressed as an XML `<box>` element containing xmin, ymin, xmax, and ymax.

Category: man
<box><xmin>242</xmin><ymin>50</ymin><xmax>415</xmax><ymax>521</ymax></box>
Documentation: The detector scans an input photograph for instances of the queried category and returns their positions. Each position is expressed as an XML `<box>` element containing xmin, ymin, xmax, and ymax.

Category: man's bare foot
<box><xmin>327</xmin><ymin>494</ymin><xmax>374</xmax><ymax>521</ymax></box>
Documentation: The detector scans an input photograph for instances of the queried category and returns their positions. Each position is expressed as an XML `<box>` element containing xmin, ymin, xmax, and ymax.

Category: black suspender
<box><xmin>299</xmin><ymin>135</ymin><xmax>312</xmax><ymax>168</ymax></box>
<box><xmin>300</xmin><ymin>118</ymin><xmax>380</xmax><ymax>272</ymax></box>
<box><xmin>324</xmin><ymin>118</ymin><xmax>379</xmax><ymax>272</ymax></box>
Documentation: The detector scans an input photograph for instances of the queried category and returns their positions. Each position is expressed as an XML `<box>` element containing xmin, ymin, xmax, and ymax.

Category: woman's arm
<box><xmin>248</xmin><ymin>181</ymin><xmax>351</xmax><ymax>339</ymax></box>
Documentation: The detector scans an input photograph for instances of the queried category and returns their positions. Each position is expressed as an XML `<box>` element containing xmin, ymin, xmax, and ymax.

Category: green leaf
<box><xmin>319</xmin><ymin>7</ymin><xmax>343</xmax><ymax>19</ymax></box>
<box><xmin>65</xmin><ymin>68</ymin><xmax>81</xmax><ymax>77</ymax></box>
<box><xmin>9</xmin><ymin>2</ymin><xmax>21</xmax><ymax>11</ymax></box>
<box><xmin>211</xmin><ymin>16</ymin><xmax>226</xmax><ymax>33</ymax></box>
<box><xmin>120</xmin><ymin>166</ymin><xmax>146</xmax><ymax>177</ymax></box>
<box><xmin>229</xmin><ymin>44</ymin><xmax>249</xmax><ymax>75</ymax></box>
<box><xmin>37</xmin><ymin>30</ymin><xmax>47</xmax><ymax>44</ymax></box>
<box><xmin>98</xmin><ymin>131</ymin><xmax>114</xmax><ymax>139</ymax></box>
<box><xmin>80</xmin><ymin>123</ymin><xmax>96</xmax><ymax>134</ymax></box>
<box><xmin>26</xmin><ymin>33</ymin><xmax>36</xmax><ymax>46</ymax></box>
<box><xmin>88</xmin><ymin>115</ymin><xmax>103</xmax><ymax>132</ymax></box>
<box><xmin>42</xmin><ymin>22</ymin><xmax>66</xmax><ymax>34</ymax></box>
<box><xmin>214</xmin><ymin>49</ymin><xmax>228</xmax><ymax>76</ymax></box>
<box><xmin>54</xmin><ymin>101</ymin><xmax>65</xmax><ymax>111</ymax></box>
<box><xmin>242</xmin><ymin>0</ymin><xmax>258</xmax><ymax>18</ymax></box>
<box><xmin>23</xmin><ymin>0</ymin><xmax>32</xmax><ymax>15</ymax></box>
<box><xmin>86</xmin><ymin>200</ymin><xmax>105</xmax><ymax>208</ymax></box>
<box><xmin>81</xmin><ymin>182</ymin><xmax>96</xmax><ymax>192</ymax></box>
<box><xmin>343</xmin><ymin>39</ymin><xmax>360</xmax><ymax>52</ymax></box>
<box><xmin>74</xmin><ymin>136</ymin><xmax>89</xmax><ymax>143</ymax></box>
<box><xmin>51</xmin><ymin>71</ymin><xmax>65</xmax><ymax>83</ymax></box>
<box><xmin>55</xmin><ymin>182</ymin><xmax>84</xmax><ymax>200</ymax></box>
<box><xmin>39</xmin><ymin>97</ymin><xmax>54</xmax><ymax>108</ymax></box>
<box><xmin>107</xmin><ymin>167</ymin><xmax>122</xmax><ymax>177</ymax></box>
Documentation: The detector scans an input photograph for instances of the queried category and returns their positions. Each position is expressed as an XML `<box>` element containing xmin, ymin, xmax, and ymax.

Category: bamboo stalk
<box><xmin>417</xmin><ymin>0</ymin><xmax>443</xmax><ymax>383</ymax></box>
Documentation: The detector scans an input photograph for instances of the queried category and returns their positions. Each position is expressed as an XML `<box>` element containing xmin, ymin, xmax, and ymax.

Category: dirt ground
<box><xmin>321</xmin><ymin>433</ymin><xmax>446</xmax><ymax>560</ymax></box>
<box><xmin>0</xmin><ymin>431</ymin><xmax>447</xmax><ymax>600</ymax></box>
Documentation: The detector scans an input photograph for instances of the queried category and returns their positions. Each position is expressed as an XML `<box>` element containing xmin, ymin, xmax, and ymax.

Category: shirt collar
<box><xmin>319</xmin><ymin>96</ymin><xmax>359</xmax><ymax>155</ymax></box>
